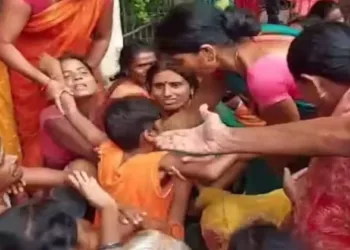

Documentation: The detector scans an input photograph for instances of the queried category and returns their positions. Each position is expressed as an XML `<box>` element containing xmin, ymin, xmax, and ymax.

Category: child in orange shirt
<box><xmin>60</xmin><ymin>92</ymin><xmax>248</xmax><ymax>240</ymax></box>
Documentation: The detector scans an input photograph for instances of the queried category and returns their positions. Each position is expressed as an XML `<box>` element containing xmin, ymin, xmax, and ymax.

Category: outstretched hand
<box><xmin>156</xmin><ymin>104</ymin><xmax>232</xmax><ymax>155</ymax></box>
<box><xmin>68</xmin><ymin>171</ymin><xmax>115</xmax><ymax>209</ymax></box>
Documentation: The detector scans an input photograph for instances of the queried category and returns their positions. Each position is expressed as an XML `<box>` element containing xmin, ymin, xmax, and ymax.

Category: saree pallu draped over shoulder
<box><xmin>10</xmin><ymin>0</ymin><xmax>105</xmax><ymax>167</ymax></box>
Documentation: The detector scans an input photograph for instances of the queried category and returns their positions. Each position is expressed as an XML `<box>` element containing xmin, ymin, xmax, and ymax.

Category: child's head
<box><xmin>58</xmin><ymin>54</ymin><xmax>98</xmax><ymax>99</ymax></box>
<box><xmin>103</xmin><ymin>96</ymin><xmax>162</xmax><ymax>152</ymax></box>
<box><xmin>123</xmin><ymin>230</ymin><xmax>191</xmax><ymax>250</ymax></box>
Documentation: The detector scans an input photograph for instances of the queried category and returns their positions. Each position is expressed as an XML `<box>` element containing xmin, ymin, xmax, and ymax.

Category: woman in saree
<box><xmin>107</xmin><ymin>40</ymin><xmax>156</xmax><ymax>99</ymax></box>
<box><xmin>40</xmin><ymin>54</ymin><xmax>104</xmax><ymax>170</ymax></box>
<box><xmin>0</xmin><ymin>0</ymin><xmax>112</xmax><ymax>167</ymax></box>
<box><xmin>157</xmin><ymin>22</ymin><xmax>350</xmax><ymax>250</ymax></box>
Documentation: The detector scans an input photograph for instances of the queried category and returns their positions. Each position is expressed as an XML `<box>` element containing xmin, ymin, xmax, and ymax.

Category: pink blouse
<box><xmin>40</xmin><ymin>105</ymin><xmax>77</xmax><ymax>170</ymax></box>
<box><xmin>246</xmin><ymin>54</ymin><xmax>302</xmax><ymax>109</ymax></box>
<box><xmin>24</xmin><ymin>0</ymin><xmax>51</xmax><ymax>14</ymax></box>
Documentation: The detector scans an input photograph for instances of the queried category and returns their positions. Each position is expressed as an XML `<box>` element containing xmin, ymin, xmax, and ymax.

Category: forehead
<box><xmin>61</xmin><ymin>58</ymin><xmax>87</xmax><ymax>70</ymax></box>
<box><xmin>153</xmin><ymin>70</ymin><xmax>185</xmax><ymax>83</ymax></box>
<box><xmin>133</xmin><ymin>52</ymin><xmax>156</xmax><ymax>65</ymax></box>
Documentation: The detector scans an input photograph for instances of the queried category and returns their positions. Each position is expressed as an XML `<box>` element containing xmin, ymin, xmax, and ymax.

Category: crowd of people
<box><xmin>0</xmin><ymin>0</ymin><xmax>349</xmax><ymax>249</ymax></box>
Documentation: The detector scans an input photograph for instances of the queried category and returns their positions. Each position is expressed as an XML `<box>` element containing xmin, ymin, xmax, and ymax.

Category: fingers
<box><xmin>68</xmin><ymin>171</ymin><xmax>94</xmax><ymax>190</ymax></box>
<box><xmin>169</xmin><ymin>166</ymin><xmax>187</xmax><ymax>181</ymax></box>
<box><xmin>120</xmin><ymin>208</ymin><xmax>147</xmax><ymax>226</ymax></box>
<box><xmin>6</xmin><ymin>180</ymin><xmax>26</xmax><ymax>195</ymax></box>
<box><xmin>292</xmin><ymin>167</ymin><xmax>308</xmax><ymax>180</ymax></box>
<box><xmin>199</xmin><ymin>103</ymin><xmax>210</xmax><ymax>120</ymax></box>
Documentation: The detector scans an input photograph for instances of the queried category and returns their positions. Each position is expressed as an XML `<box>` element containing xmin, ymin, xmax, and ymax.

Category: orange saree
<box><xmin>10</xmin><ymin>0</ymin><xmax>106</xmax><ymax>167</ymax></box>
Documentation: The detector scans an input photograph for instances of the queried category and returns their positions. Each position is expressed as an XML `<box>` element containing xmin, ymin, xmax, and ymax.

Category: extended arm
<box><xmin>85</xmin><ymin>0</ymin><xmax>113</xmax><ymax>68</ymax></box>
<box><xmin>224</xmin><ymin>116</ymin><xmax>350</xmax><ymax>156</ymax></box>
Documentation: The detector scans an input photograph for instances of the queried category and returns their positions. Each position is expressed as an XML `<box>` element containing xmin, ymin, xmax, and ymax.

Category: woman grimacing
<box><xmin>0</xmin><ymin>0</ymin><xmax>112</xmax><ymax>167</ymax></box>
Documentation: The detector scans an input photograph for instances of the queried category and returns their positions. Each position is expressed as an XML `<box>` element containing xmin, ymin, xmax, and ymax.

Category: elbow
<box><xmin>202</xmin><ymin>167</ymin><xmax>221</xmax><ymax>182</ymax></box>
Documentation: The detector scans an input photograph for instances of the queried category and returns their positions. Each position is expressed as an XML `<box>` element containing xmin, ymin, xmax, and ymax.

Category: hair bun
<box><xmin>223</xmin><ymin>7</ymin><xmax>261</xmax><ymax>40</ymax></box>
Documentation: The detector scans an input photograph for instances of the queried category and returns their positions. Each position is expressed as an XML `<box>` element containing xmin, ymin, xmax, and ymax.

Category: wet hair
<box><xmin>145</xmin><ymin>61</ymin><xmax>198</xmax><ymax>92</ymax></box>
<box><xmin>111</xmin><ymin>40</ymin><xmax>154</xmax><ymax>81</ymax></box>
<box><xmin>58</xmin><ymin>53</ymin><xmax>93</xmax><ymax>74</ymax></box>
<box><xmin>0</xmin><ymin>199</ymin><xmax>78</xmax><ymax>250</ymax></box>
<box><xmin>155</xmin><ymin>3</ymin><xmax>261</xmax><ymax>54</ymax></box>
<box><xmin>307</xmin><ymin>0</ymin><xmax>340</xmax><ymax>19</ymax></box>
<box><xmin>123</xmin><ymin>230</ymin><xmax>191</xmax><ymax>250</ymax></box>
<box><xmin>103</xmin><ymin>96</ymin><xmax>161</xmax><ymax>151</ymax></box>
<box><xmin>288</xmin><ymin>15</ymin><xmax>323</xmax><ymax>29</ymax></box>
<box><xmin>287</xmin><ymin>22</ymin><xmax>350</xmax><ymax>84</ymax></box>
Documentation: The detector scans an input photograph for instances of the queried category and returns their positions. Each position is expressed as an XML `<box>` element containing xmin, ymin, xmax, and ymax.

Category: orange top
<box><xmin>96</xmin><ymin>141</ymin><xmax>183</xmax><ymax>239</ymax></box>
<box><xmin>10</xmin><ymin>0</ymin><xmax>106</xmax><ymax>167</ymax></box>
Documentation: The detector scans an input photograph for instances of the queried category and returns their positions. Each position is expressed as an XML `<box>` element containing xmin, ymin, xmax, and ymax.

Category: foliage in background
<box><xmin>130</xmin><ymin>0</ymin><xmax>164</xmax><ymax>24</ymax></box>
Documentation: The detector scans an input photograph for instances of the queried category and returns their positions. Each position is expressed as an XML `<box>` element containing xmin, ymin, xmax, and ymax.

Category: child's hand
<box><xmin>119</xmin><ymin>205</ymin><xmax>147</xmax><ymax>226</ymax></box>
<box><xmin>68</xmin><ymin>171</ymin><xmax>115</xmax><ymax>209</ymax></box>
<box><xmin>6</xmin><ymin>179</ymin><xmax>26</xmax><ymax>195</ymax></box>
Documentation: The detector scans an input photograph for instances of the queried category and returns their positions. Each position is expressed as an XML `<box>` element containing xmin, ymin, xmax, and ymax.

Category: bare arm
<box><xmin>61</xmin><ymin>93</ymin><xmax>108</xmax><ymax>147</ymax></box>
<box><xmin>210</xmin><ymin>161</ymin><xmax>247</xmax><ymax>189</ymax></box>
<box><xmin>161</xmin><ymin>153</ymin><xmax>240</xmax><ymax>182</ymax></box>
<box><xmin>224</xmin><ymin>116</ymin><xmax>350</xmax><ymax>156</ymax></box>
<box><xmin>167</xmin><ymin>178</ymin><xmax>192</xmax><ymax>237</ymax></box>
<box><xmin>0</xmin><ymin>0</ymin><xmax>51</xmax><ymax>85</ymax></box>
<box><xmin>22</xmin><ymin>167</ymin><xmax>69</xmax><ymax>187</ymax></box>
<box><xmin>44</xmin><ymin>118</ymin><xmax>98</xmax><ymax>162</ymax></box>
<box><xmin>85</xmin><ymin>0</ymin><xmax>113</xmax><ymax>68</ymax></box>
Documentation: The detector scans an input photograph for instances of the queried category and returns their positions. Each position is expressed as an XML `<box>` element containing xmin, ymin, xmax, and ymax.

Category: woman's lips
<box><xmin>74</xmin><ymin>84</ymin><xmax>87</xmax><ymax>90</ymax></box>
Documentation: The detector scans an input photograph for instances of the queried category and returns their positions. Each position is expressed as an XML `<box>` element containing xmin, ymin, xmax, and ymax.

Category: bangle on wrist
<box><xmin>99</xmin><ymin>242</ymin><xmax>122</xmax><ymax>250</ymax></box>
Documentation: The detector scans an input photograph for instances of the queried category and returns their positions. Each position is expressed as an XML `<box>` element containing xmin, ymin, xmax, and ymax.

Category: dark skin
<box><xmin>160</xmin><ymin>37</ymin><xmax>302</xmax><ymax>174</ymax></box>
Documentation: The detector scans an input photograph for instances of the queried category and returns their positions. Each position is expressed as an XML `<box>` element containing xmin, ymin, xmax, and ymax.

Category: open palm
<box><xmin>156</xmin><ymin>104</ymin><xmax>232</xmax><ymax>155</ymax></box>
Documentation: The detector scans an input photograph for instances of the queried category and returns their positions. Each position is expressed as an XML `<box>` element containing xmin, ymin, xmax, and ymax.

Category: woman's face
<box><xmin>170</xmin><ymin>46</ymin><xmax>219</xmax><ymax>76</ymax></box>
<box><xmin>326</xmin><ymin>7</ymin><xmax>345</xmax><ymax>22</ymax></box>
<box><xmin>129</xmin><ymin>51</ymin><xmax>156</xmax><ymax>84</ymax></box>
<box><xmin>298</xmin><ymin>75</ymin><xmax>349</xmax><ymax>115</ymax></box>
<box><xmin>151</xmin><ymin>70</ymin><xmax>193</xmax><ymax>113</ymax></box>
<box><xmin>61</xmin><ymin>59</ymin><xmax>98</xmax><ymax>98</ymax></box>
<box><xmin>0</xmin><ymin>140</ymin><xmax>23</xmax><ymax>192</ymax></box>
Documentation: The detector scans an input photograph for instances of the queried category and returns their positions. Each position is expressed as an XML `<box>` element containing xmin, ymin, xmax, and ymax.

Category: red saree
<box><xmin>294</xmin><ymin>92</ymin><xmax>350</xmax><ymax>250</ymax></box>
<box><xmin>10</xmin><ymin>0</ymin><xmax>106</xmax><ymax>167</ymax></box>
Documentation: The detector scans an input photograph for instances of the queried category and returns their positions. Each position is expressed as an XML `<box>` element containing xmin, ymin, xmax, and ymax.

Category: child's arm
<box><xmin>22</xmin><ymin>167</ymin><xmax>70</xmax><ymax>187</ymax></box>
<box><xmin>60</xmin><ymin>93</ymin><xmax>108</xmax><ymax>147</ymax></box>
<box><xmin>160</xmin><ymin>153</ymin><xmax>241</xmax><ymax>182</ymax></box>
<box><xmin>167</xmin><ymin>178</ymin><xmax>192</xmax><ymax>239</ymax></box>
<box><xmin>22</xmin><ymin>164</ymin><xmax>96</xmax><ymax>188</ymax></box>
<box><xmin>210</xmin><ymin>160</ymin><xmax>247</xmax><ymax>189</ymax></box>
<box><xmin>140</xmin><ymin>178</ymin><xmax>192</xmax><ymax>240</ymax></box>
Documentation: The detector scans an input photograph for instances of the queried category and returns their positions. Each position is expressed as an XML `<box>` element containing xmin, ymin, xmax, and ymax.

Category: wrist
<box><xmin>100</xmin><ymin>200</ymin><xmax>118</xmax><ymax>211</ymax></box>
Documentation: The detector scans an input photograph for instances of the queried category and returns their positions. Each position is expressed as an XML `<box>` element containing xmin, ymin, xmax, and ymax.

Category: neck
<box><xmin>76</xmin><ymin>96</ymin><xmax>94</xmax><ymax>118</ymax></box>
<box><xmin>217</xmin><ymin>45</ymin><xmax>246</xmax><ymax>76</ymax></box>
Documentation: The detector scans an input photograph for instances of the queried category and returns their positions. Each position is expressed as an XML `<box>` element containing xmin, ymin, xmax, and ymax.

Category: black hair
<box><xmin>0</xmin><ymin>232</ymin><xmax>34</xmax><ymax>250</ymax></box>
<box><xmin>308</xmin><ymin>0</ymin><xmax>340</xmax><ymax>19</ymax></box>
<box><xmin>287</xmin><ymin>22</ymin><xmax>350</xmax><ymax>84</ymax></box>
<box><xmin>288</xmin><ymin>15</ymin><xmax>323</xmax><ymax>29</ymax></box>
<box><xmin>0</xmin><ymin>199</ymin><xmax>78</xmax><ymax>250</ymax></box>
<box><xmin>58</xmin><ymin>53</ymin><xmax>93</xmax><ymax>74</ymax></box>
<box><xmin>155</xmin><ymin>2</ymin><xmax>260</xmax><ymax>54</ymax></box>
<box><xmin>145</xmin><ymin>61</ymin><xmax>198</xmax><ymax>92</ymax></box>
<box><xmin>103</xmin><ymin>96</ymin><xmax>161</xmax><ymax>151</ymax></box>
<box><xmin>111</xmin><ymin>40</ymin><xmax>154</xmax><ymax>81</ymax></box>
